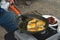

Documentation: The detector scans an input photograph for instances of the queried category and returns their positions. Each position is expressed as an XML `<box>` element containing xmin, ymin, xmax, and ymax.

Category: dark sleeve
<box><xmin>0</xmin><ymin>7</ymin><xmax>7</xmax><ymax>13</ymax></box>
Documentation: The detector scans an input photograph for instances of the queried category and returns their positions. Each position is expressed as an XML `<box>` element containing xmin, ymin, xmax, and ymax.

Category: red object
<box><xmin>47</xmin><ymin>17</ymin><xmax>56</xmax><ymax>24</ymax></box>
<box><xmin>9</xmin><ymin>5</ymin><xmax>20</xmax><ymax>15</ymax></box>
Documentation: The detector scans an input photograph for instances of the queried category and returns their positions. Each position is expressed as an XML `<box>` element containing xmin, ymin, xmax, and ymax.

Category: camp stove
<box><xmin>14</xmin><ymin>15</ymin><xmax>60</xmax><ymax>40</ymax></box>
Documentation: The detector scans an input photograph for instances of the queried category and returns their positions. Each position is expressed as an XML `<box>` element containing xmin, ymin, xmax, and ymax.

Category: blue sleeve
<box><xmin>0</xmin><ymin>8</ymin><xmax>18</xmax><ymax>32</ymax></box>
<box><xmin>0</xmin><ymin>7</ymin><xmax>7</xmax><ymax>13</ymax></box>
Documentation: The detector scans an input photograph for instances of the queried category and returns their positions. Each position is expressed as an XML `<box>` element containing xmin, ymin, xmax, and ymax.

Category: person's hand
<box><xmin>1</xmin><ymin>0</ymin><xmax>14</xmax><ymax>11</ymax></box>
<box><xmin>1</xmin><ymin>0</ymin><xmax>10</xmax><ymax>10</ymax></box>
<box><xmin>6</xmin><ymin>0</ymin><xmax>14</xmax><ymax>4</ymax></box>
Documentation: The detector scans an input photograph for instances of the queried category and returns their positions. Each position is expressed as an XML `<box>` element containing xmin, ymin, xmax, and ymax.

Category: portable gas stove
<box><xmin>14</xmin><ymin>14</ymin><xmax>60</xmax><ymax>40</ymax></box>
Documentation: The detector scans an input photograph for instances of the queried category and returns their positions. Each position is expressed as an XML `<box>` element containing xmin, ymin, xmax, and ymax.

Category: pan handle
<box><xmin>9</xmin><ymin>5</ymin><xmax>21</xmax><ymax>16</ymax></box>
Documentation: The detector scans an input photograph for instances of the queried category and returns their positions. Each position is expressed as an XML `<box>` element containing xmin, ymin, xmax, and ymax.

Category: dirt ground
<box><xmin>0</xmin><ymin>0</ymin><xmax>60</xmax><ymax>40</ymax></box>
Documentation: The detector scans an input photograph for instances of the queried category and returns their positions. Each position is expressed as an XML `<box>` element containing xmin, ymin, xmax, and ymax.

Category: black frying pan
<box><xmin>19</xmin><ymin>14</ymin><xmax>49</xmax><ymax>34</ymax></box>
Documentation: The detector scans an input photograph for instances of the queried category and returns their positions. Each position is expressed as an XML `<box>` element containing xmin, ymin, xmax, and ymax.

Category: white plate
<box><xmin>42</xmin><ymin>15</ymin><xmax>60</xmax><ymax>32</ymax></box>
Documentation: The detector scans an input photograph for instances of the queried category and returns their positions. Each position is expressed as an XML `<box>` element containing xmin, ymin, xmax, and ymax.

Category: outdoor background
<box><xmin>0</xmin><ymin>0</ymin><xmax>60</xmax><ymax>40</ymax></box>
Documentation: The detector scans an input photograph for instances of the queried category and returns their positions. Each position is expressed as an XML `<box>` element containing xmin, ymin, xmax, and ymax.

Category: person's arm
<box><xmin>0</xmin><ymin>7</ymin><xmax>7</xmax><ymax>13</ymax></box>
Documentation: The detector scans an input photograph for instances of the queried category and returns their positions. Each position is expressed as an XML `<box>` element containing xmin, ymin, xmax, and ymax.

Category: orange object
<box><xmin>9</xmin><ymin>5</ymin><xmax>20</xmax><ymax>15</ymax></box>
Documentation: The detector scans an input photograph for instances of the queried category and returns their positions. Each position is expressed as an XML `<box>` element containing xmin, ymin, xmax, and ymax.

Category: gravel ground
<box><xmin>0</xmin><ymin>0</ymin><xmax>60</xmax><ymax>40</ymax></box>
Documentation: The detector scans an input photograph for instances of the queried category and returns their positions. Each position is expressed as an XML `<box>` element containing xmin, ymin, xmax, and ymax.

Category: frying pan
<box><xmin>19</xmin><ymin>14</ymin><xmax>49</xmax><ymax>34</ymax></box>
<box><xmin>8</xmin><ymin>0</ymin><xmax>49</xmax><ymax>34</ymax></box>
